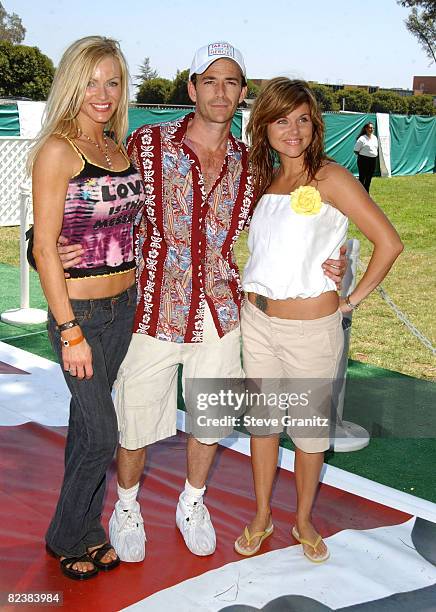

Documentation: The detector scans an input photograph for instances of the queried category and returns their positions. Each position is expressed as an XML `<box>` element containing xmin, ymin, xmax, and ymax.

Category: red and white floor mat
<box><xmin>0</xmin><ymin>341</ymin><xmax>435</xmax><ymax>611</ymax></box>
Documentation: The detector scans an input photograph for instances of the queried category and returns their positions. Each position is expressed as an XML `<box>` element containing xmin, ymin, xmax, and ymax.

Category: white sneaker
<box><xmin>176</xmin><ymin>492</ymin><xmax>216</xmax><ymax>556</ymax></box>
<box><xmin>109</xmin><ymin>500</ymin><xmax>146</xmax><ymax>562</ymax></box>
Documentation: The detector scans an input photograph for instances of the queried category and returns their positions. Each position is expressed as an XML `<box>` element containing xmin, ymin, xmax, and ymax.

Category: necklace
<box><xmin>80</xmin><ymin>131</ymin><xmax>112</xmax><ymax>169</ymax></box>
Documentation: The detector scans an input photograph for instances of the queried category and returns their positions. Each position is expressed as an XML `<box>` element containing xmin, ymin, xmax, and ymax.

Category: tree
<box><xmin>335</xmin><ymin>89</ymin><xmax>372</xmax><ymax>112</ymax></box>
<box><xmin>397</xmin><ymin>0</ymin><xmax>435</xmax><ymax>63</ymax></box>
<box><xmin>167</xmin><ymin>69</ymin><xmax>192</xmax><ymax>105</ymax></box>
<box><xmin>398</xmin><ymin>0</ymin><xmax>436</xmax><ymax>21</ymax></box>
<box><xmin>310</xmin><ymin>84</ymin><xmax>335</xmax><ymax>111</ymax></box>
<box><xmin>136</xmin><ymin>77</ymin><xmax>172</xmax><ymax>104</ymax></box>
<box><xmin>407</xmin><ymin>93</ymin><xmax>436</xmax><ymax>115</ymax></box>
<box><xmin>370</xmin><ymin>91</ymin><xmax>408</xmax><ymax>114</ymax></box>
<box><xmin>133</xmin><ymin>57</ymin><xmax>158</xmax><ymax>88</ymax></box>
<box><xmin>0</xmin><ymin>2</ymin><xmax>25</xmax><ymax>44</ymax></box>
<box><xmin>0</xmin><ymin>41</ymin><xmax>54</xmax><ymax>100</ymax></box>
<box><xmin>246</xmin><ymin>79</ymin><xmax>260</xmax><ymax>99</ymax></box>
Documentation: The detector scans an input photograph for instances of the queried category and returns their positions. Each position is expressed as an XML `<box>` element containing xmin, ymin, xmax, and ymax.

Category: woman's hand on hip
<box><xmin>62</xmin><ymin>338</ymin><xmax>93</xmax><ymax>380</ymax></box>
<box><xmin>338</xmin><ymin>297</ymin><xmax>353</xmax><ymax>314</ymax></box>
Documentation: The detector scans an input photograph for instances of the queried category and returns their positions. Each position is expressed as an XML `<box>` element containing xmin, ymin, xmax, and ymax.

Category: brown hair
<box><xmin>247</xmin><ymin>78</ymin><xmax>326</xmax><ymax>198</ymax></box>
<box><xmin>357</xmin><ymin>122</ymin><xmax>374</xmax><ymax>138</ymax></box>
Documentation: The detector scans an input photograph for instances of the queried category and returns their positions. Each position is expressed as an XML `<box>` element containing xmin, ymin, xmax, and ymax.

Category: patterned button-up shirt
<box><xmin>128</xmin><ymin>113</ymin><xmax>255</xmax><ymax>343</ymax></box>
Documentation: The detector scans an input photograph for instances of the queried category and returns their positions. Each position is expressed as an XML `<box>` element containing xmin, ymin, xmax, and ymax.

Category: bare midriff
<box><xmin>247</xmin><ymin>290</ymin><xmax>339</xmax><ymax>320</ymax></box>
<box><xmin>66</xmin><ymin>269</ymin><xmax>135</xmax><ymax>300</ymax></box>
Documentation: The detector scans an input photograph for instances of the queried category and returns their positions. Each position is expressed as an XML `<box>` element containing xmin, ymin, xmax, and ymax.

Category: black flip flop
<box><xmin>87</xmin><ymin>542</ymin><xmax>120</xmax><ymax>571</ymax></box>
<box><xmin>60</xmin><ymin>553</ymin><xmax>99</xmax><ymax>580</ymax></box>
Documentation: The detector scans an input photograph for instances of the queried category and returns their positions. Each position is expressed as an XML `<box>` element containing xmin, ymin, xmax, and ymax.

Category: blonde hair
<box><xmin>247</xmin><ymin>78</ymin><xmax>326</xmax><ymax>198</ymax></box>
<box><xmin>27</xmin><ymin>36</ymin><xmax>129</xmax><ymax>171</ymax></box>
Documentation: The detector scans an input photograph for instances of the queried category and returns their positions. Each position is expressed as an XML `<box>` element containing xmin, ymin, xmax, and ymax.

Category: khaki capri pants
<box><xmin>241</xmin><ymin>299</ymin><xmax>344</xmax><ymax>453</ymax></box>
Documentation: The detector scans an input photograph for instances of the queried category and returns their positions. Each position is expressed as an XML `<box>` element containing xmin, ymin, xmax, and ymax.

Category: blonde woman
<box><xmin>234</xmin><ymin>78</ymin><xmax>403</xmax><ymax>562</ymax></box>
<box><xmin>29</xmin><ymin>36</ymin><xmax>145</xmax><ymax>579</ymax></box>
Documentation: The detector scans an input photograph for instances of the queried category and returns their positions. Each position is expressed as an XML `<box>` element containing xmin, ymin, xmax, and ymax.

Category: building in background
<box><xmin>413</xmin><ymin>77</ymin><xmax>436</xmax><ymax>108</ymax></box>
<box><xmin>413</xmin><ymin>76</ymin><xmax>436</xmax><ymax>96</ymax></box>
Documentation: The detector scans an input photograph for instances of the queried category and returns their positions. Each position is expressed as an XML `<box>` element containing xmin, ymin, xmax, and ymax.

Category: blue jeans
<box><xmin>45</xmin><ymin>284</ymin><xmax>136</xmax><ymax>557</ymax></box>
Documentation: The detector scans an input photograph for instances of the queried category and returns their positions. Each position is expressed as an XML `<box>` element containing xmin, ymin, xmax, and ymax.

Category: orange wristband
<box><xmin>61</xmin><ymin>334</ymin><xmax>84</xmax><ymax>347</ymax></box>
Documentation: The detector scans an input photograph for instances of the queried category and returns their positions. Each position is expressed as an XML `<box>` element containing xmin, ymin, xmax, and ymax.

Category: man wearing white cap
<box><xmin>108</xmin><ymin>41</ymin><xmax>256</xmax><ymax>561</ymax></box>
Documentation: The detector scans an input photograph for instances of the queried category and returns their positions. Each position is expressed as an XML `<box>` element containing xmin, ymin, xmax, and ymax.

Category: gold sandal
<box><xmin>291</xmin><ymin>526</ymin><xmax>329</xmax><ymax>563</ymax></box>
<box><xmin>234</xmin><ymin>523</ymin><xmax>274</xmax><ymax>557</ymax></box>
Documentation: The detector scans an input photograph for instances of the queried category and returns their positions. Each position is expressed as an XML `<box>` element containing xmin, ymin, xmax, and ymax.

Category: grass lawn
<box><xmin>1</xmin><ymin>174</ymin><xmax>435</xmax><ymax>379</ymax></box>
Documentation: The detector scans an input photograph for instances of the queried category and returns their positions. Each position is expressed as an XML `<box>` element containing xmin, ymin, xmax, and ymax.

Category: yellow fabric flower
<box><xmin>290</xmin><ymin>186</ymin><xmax>322</xmax><ymax>216</ymax></box>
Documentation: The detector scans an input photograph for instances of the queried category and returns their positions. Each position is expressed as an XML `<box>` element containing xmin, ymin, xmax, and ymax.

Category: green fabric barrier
<box><xmin>2</xmin><ymin>104</ymin><xmax>434</xmax><ymax>176</ymax></box>
<box><xmin>231</xmin><ymin>111</ymin><xmax>242</xmax><ymax>140</ymax></box>
<box><xmin>127</xmin><ymin>108</ymin><xmax>192</xmax><ymax>135</ymax></box>
<box><xmin>390</xmin><ymin>114</ymin><xmax>436</xmax><ymax>176</ymax></box>
<box><xmin>0</xmin><ymin>106</ymin><xmax>243</xmax><ymax>140</ymax></box>
<box><xmin>0</xmin><ymin>104</ymin><xmax>20</xmax><ymax>136</ymax></box>
<box><xmin>323</xmin><ymin>113</ymin><xmax>378</xmax><ymax>176</ymax></box>
<box><xmin>127</xmin><ymin>107</ymin><xmax>243</xmax><ymax>139</ymax></box>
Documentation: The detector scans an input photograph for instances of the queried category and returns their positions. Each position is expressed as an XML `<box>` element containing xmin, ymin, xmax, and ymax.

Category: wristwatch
<box><xmin>345</xmin><ymin>296</ymin><xmax>360</xmax><ymax>310</ymax></box>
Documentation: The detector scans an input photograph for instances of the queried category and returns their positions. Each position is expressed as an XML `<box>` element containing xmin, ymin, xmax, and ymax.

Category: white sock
<box><xmin>183</xmin><ymin>479</ymin><xmax>206</xmax><ymax>502</ymax></box>
<box><xmin>117</xmin><ymin>482</ymin><xmax>139</xmax><ymax>511</ymax></box>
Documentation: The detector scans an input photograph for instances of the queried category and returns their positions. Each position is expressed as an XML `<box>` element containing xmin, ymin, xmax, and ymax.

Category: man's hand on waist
<box><xmin>322</xmin><ymin>244</ymin><xmax>347</xmax><ymax>291</ymax></box>
<box><xmin>57</xmin><ymin>235</ymin><xmax>84</xmax><ymax>279</ymax></box>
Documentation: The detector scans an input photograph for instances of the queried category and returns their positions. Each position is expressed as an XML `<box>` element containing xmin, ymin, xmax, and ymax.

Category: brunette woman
<box><xmin>235</xmin><ymin>79</ymin><xmax>402</xmax><ymax>562</ymax></box>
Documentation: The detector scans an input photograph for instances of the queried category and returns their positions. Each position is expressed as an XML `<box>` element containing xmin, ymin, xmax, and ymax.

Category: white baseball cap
<box><xmin>189</xmin><ymin>42</ymin><xmax>246</xmax><ymax>79</ymax></box>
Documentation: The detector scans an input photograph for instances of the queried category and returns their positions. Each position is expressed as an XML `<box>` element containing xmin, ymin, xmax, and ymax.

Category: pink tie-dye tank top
<box><xmin>60</xmin><ymin>140</ymin><xmax>145</xmax><ymax>278</ymax></box>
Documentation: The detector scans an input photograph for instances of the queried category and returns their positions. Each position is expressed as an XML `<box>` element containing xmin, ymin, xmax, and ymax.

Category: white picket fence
<box><xmin>0</xmin><ymin>137</ymin><xmax>32</xmax><ymax>226</ymax></box>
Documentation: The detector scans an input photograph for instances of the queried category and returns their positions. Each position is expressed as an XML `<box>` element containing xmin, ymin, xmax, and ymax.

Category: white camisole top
<box><xmin>242</xmin><ymin>192</ymin><xmax>348</xmax><ymax>300</ymax></box>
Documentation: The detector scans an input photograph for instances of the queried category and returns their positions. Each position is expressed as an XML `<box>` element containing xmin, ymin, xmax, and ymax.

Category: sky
<box><xmin>5</xmin><ymin>0</ymin><xmax>435</xmax><ymax>91</ymax></box>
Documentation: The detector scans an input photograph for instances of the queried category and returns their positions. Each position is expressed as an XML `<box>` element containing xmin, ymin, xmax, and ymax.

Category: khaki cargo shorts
<box><xmin>114</xmin><ymin>304</ymin><xmax>244</xmax><ymax>449</ymax></box>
